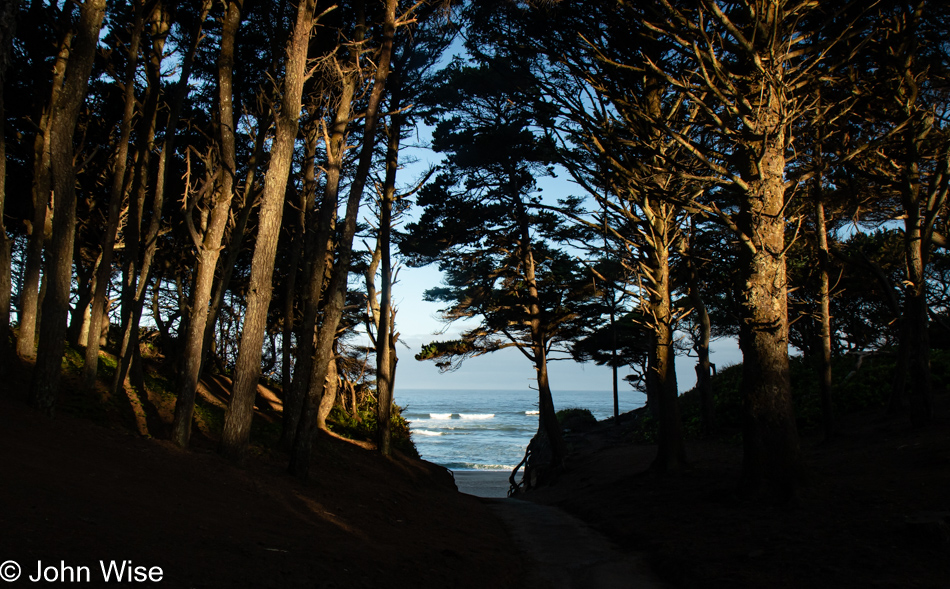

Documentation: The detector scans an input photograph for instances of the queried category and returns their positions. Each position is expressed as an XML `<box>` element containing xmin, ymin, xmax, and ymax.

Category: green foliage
<box><xmin>415</xmin><ymin>339</ymin><xmax>479</xmax><ymax>362</ymax></box>
<box><xmin>327</xmin><ymin>400</ymin><xmax>419</xmax><ymax>459</ymax></box>
<box><xmin>555</xmin><ymin>407</ymin><xmax>597</xmax><ymax>432</ymax></box>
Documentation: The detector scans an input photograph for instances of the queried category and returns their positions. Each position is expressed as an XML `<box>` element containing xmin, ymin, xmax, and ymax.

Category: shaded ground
<box><xmin>524</xmin><ymin>392</ymin><xmax>950</xmax><ymax>589</ymax></box>
<box><xmin>0</xmin><ymin>358</ymin><xmax>525</xmax><ymax>588</ymax></box>
<box><xmin>6</xmin><ymin>350</ymin><xmax>949</xmax><ymax>588</ymax></box>
<box><xmin>488</xmin><ymin>499</ymin><xmax>663</xmax><ymax>588</ymax></box>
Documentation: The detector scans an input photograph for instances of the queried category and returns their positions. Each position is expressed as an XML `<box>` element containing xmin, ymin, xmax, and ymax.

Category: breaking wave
<box><xmin>447</xmin><ymin>463</ymin><xmax>517</xmax><ymax>471</ymax></box>
<box><xmin>458</xmin><ymin>413</ymin><xmax>495</xmax><ymax>420</ymax></box>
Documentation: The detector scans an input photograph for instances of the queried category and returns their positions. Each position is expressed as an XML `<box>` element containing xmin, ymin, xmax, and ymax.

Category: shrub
<box><xmin>556</xmin><ymin>407</ymin><xmax>597</xmax><ymax>432</ymax></box>
<box><xmin>327</xmin><ymin>400</ymin><xmax>419</xmax><ymax>458</ymax></box>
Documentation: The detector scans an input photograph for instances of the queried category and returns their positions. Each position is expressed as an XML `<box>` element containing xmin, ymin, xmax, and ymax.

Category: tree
<box><xmin>489</xmin><ymin>0</ymin><xmax>697</xmax><ymax>469</ymax></box>
<box><xmin>368</xmin><ymin>8</ymin><xmax>453</xmax><ymax>456</ymax></box>
<box><xmin>30</xmin><ymin>0</ymin><xmax>107</xmax><ymax>414</ymax></box>
<box><xmin>400</xmin><ymin>54</ymin><xmax>590</xmax><ymax>486</ymax></box>
<box><xmin>0</xmin><ymin>0</ymin><xmax>17</xmax><ymax>371</ymax></box>
<box><xmin>80</xmin><ymin>0</ymin><xmax>148</xmax><ymax>389</ymax></box>
<box><xmin>289</xmin><ymin>0</ymin><xmax>401</xmax><ymax>479</ymax></box>
<box><xmin>627</xmin><ymin>0</ymin><xmax>862</xmax><ymax>498</ymax></box>
<box><xmin>842</xmin><ymin>0</ymin><xmax>950</xmax><ymax>426</ymax></box>
<box><xmin>171</xmin><ymin>0</ymin><xmax>246</xmax><ymax>448</ymax></box>
<box><xmin>219</xmin><ymin>0</ymin><xmax>320</xmax><ymax>460</ymax></box>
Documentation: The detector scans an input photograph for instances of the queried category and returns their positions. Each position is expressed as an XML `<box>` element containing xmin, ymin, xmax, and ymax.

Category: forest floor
<box><xmin>0</xmin><ymin>356</ymin><xmax>526</xmax><ymax>589</ymax></box>
<box><xmin>524</xmin><ymin>390</ymin><xmax>950</xmax><ymax>589</ymax></box>
<box><xmin>4</xmin><ymin>350</ymin><xmax>950</xmax><ymax>588</ymax></box>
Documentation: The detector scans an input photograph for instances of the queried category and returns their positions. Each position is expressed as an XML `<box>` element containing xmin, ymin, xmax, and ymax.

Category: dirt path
<box><xmin>486</xmin><ymin>499</ymin><xmax>664</xmax><ymax>589</ymax></box>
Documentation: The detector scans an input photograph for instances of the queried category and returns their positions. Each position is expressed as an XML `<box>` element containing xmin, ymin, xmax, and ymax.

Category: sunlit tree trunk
<box><xmin>281</xmin><ymin>122</ymin><xmax>318</xmax><ymax>397</ymax></box>
<box><xmin>315</xmin><ymin>351</ymin><xmax>338</xmax><ymax>430</ymax></box>
<box><xmin>170</xmin><ymin>0</ymin><xmax>242</xmax><ymax>447</ymax></box>
<box><xmin>815</xmin><ymin>199</ymin><xmax>835</xmax><ymax>440</ymax></box>
<box><xmin>220</xmin><ymin>0</ymin><xmax>317</xmax><ymax>460</ymax></box>
<box><xmin>199</xmin><ymin>124</ymin><xmax>266</xmax><ymax>374</ymax></box>
<box><xmin>30</xmin><ymin>0</ymin><xmax>107</xmax><ymax>414</ymax></box>
<box><xmin>647</xmin><ymin>212</ymin><xmax>686</xmax><ymax>472</ymax></box>
<box><xmin>280</xmin><ymin>76</ymin><xmax>356</xmax><ymax>451</ymax></box>
<box><xmin>736</xmin><ymin>80</ymin><xmax>802</xmax><ymax>499</ymax></box>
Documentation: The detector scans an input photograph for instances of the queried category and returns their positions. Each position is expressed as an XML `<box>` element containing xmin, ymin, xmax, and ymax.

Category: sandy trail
<box><xmin>486</xmin><ymin>498</ymin><xmax>664</xmax><ymax>589</ymax></box>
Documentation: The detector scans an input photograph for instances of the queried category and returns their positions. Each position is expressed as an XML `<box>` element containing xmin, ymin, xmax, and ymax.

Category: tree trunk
<box><xmin>901</xmin><ymin>195</ymin><xmax>933</xmax><ymax>426</ymax></box>
<box><xmin>0</xmin><ymin>0</ymin><xmax>15</xmax><ymax>370</ymax></box>
<box><xmin>524</xmin><ymin>350</ymin><xmax>564</xmax><ymax>490</ymax></box>
<box><xmin>315</xmin><ymin>353</ymin><xmax>338</xmax><ymax>430</ymax></box>
<box><xmin>685</xmin><ymin>223</ymin><xmax>714</xmax><ymax>434</ymax></box>
<box><xmin>30</xmin><ymin>0</ymin><xmax>107</xmax><ymax>414</ymax></box>
<box><xmin>82</xmin><ymin>0</ymin><xmax>146</xmax><ymax>389</ymax></box>
<box><xmin>516</xmin><ymin>195</ymin><xmax>567</xmax><ymax>483</ymax></box>
<box><xmin>111</xmin><ymin>4</ymin><xmax>169</xmax><ymax>397</ymax></box>
<box><xmin>280</xmin><ymin>78</ymin><xmax>356</xmax><ymax>451</ymax></box>
<box><xmin>649</xmin><ymin>231</ymin><xmax>686</xmax><ymax>472</ymax></box>
<box><xmin>199</xmin><ymin>120</ymin><xmax>266</xmax><ymax>374</ymax></box>
<box><xmin>220</xmin><ymin>0</ymin><xmax>316</xmax><ymax>460</ymax></box>
<box><xmin>610</xmin><ymin>302</ymin><xmax>619</xmax><ymax>424</ymax></box>
<box><xmin>170</xmin><ymin>0</ymin><xmax>240</xmax><ymax>447</ymax></box>
<box><xmin>281</xmin><ymin>123</ymin><xmax>317</xmax><ymax>397</ymax></box>
<box><xmin>375</xmin><ymin>78</ymin><xmax>405</xmax><ymax>457</ymax></box>
<box><xmin>67</xmin><ymin>247</ymin><xmax>96</xmax><ymax>345</ymax></box>
<box><xmin>290</xmin><ymin>0</ymin><xmax>398</xmax><ymax>479</ymax></box>
<box><xmin>814</xmin><ymin>200</ymin><xmax>836</xmax><ymax>439</ymax></box>
<box><xmin>18</xmin><ymin>33</ymin><xmax>67</xmax><ymax>360</ymax></box>
<box><xmin>112</xmin><ymin>0</ymin><xmax>210</xmax><ymax>398</ymax></box>
<box><xmin>736</xmin><ymin>85</ymin><xmax>803</xmax><ymax>500</ymax></box>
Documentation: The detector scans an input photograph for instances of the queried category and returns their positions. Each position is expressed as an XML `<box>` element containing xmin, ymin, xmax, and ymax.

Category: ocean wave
<box><xmin>458</xmin><ymin>413</ymin><xmax>495</xmax><ymax>420</ymax></box>
<box><xmin>525</xmin><ymin>410</ymin><xmax>539</xmax><ymax>415</ymax></box>
<box><xmin>429</xmin><ymin>413</ymin><xmax>454</xmax><ymax>419</ymax></box>
<box><xmin>414</xmin><ymin>429</ymin><xmax>443</xmax><ymax>436</ymax></box>
<box><xmin>448</xmin><ymin>463</ymin><xmax>517</xmax><ymax>471</ymax></box>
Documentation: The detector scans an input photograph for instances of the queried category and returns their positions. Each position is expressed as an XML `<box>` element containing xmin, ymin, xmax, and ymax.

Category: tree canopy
<box><xmin>2</xmin><ymin>0</ymin><xmax>949</xmax><ymax>501</ymax></box>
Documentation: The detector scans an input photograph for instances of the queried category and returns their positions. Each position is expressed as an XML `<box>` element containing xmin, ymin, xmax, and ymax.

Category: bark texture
<box><xmin>31</xmin><ymin>0</ymin><xmax>107</xmax><ymax>414</ymax></box>
<box><xmin>171</xmin><ymin>0</ymin><xmax>241</xmax><ymax>447</ymax></box>
<box><xmin>220</xmin><ymin>0</ymin><xmax>317</xmax><ymax>460</ymax></box>
<box><xmin>735</xmin><ymin>83</ymin><xmax>803</xmax><ymax>498</ymax></box>
<box><xmin>290</xmin><ymin>0</ymin><xmax>398</xmax><ymax>479</ymax></box>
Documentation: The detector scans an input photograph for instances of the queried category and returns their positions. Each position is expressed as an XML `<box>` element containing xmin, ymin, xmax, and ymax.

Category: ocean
<box><xmin>398</xmin><ymin>388</ymin><xmax>647</xmax><ymax>472</ymax></box>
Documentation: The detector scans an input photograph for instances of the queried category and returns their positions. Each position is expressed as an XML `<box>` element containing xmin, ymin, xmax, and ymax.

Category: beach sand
<box><xmin>452</xmin><ymin>469</ymin><xmax>514</xmax><ymax>498</ymax></box>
